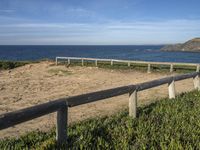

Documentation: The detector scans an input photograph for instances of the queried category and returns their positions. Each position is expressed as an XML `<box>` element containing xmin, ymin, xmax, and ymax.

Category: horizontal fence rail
<box><xmin>0</xmin><ymin>72</ymin><xmax>200</xmax><ymax>147</ymax></box>
<box><xmin>56</xmin><ymin>56</ymin><xmax>200</xmax><ymax>73</ymax></box>
<box><xmin>0</xmin><ymin>99</ymin><xmax>66</xmax><ymax>130</ymax></box>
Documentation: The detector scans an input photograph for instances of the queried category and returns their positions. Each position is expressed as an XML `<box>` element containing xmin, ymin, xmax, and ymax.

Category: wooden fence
<box><xmin>56</xmin><ymin>56</ymin><xmax>200</xmax><ymax>73</ymax></box>
<box><xmin>0</xmin><ymin>72</ymin><xmax>200</xmax><ymax>147</ymax></box>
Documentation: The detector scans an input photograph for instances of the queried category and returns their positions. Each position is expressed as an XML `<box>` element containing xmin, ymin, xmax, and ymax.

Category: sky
<box><xmin>0</xmin><ymin>0</ymin><xmax>200</xmax><ymax>45</ymax></box>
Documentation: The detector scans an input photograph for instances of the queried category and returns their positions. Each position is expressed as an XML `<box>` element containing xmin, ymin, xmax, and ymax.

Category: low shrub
<box><xmin>0</xmin><ymin>61</ymin><xmax>29</xmax><ymax>70</ymax></box>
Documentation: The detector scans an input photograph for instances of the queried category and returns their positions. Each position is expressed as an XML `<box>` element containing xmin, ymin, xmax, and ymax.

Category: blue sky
<box><xmin>0</xmin><ymin>0</ymin><xmax>200</xmax><ymax>45</ymax></box>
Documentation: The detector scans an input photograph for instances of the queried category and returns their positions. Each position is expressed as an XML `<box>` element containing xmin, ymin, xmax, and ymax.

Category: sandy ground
<box><xmin>0</xmin><ymin>61</ymin><xmax>195</xmax><ymax>138</ymax></box>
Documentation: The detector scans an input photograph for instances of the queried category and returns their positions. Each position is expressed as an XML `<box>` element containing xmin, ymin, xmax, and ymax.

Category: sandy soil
<box><xmin>0</xmin><ymin>61</ymin><xmax>195</xmax><ymax>138</ymax></box>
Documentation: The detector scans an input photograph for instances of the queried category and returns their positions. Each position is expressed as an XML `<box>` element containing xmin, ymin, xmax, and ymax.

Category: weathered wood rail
<box><xmin>0</xmin><ymin>72</ymin><xmax>200</xmax><ymax>147</ymax></box>
<box><xmin>56</xmin><ymin>56</ymin><xmax>200</xmax><ymax>73</ymax></box>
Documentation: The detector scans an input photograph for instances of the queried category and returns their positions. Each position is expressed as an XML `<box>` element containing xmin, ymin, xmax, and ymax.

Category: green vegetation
<box><xmin>0</xmin><ymin>59</ymin><xmax>51</xmax><ymax>70</ymax></box>
<box><xmin>0</xmin><ymin>59</ymin><xmax>197</xmax><ymax>73</ymax></box>
<box><xmin>59</xmin><ymin>60</ymin><xmax>197</xmax><ymax>73</ymax></box>
<box><xmin>0</xmin><ymin>61</ymin><xmax>31</xmax><ymax>70</ymax></box>
<box><xmin>161</xmin><ymin>37</ymin><xmax>200</xmax><ymax>52</ymax></box>
<box><xmin>1</xmin><ymin>90</ymin><xmax>200</xmax><ymax>149</ymax></box>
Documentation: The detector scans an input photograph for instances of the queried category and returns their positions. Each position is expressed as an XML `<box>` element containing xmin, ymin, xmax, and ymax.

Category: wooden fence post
<box><xmin>82</xmin><ymin>59</ymin><xmax>84</xmax><ymax>66</ymax></box>
<box><xmin>147</xmin><ymin>64</ymin><xmax>151</xmax><ymax>73</ymax></box>
<box><xmin>56</xmin><ymin>102</ymin><xmax>68</xmax><ymax>148</ymax></box>
<box><xmin>193</xmin><ymin>74</ymin><xmax>200</xmax><ymax>90</ymax></box>
<box><xmin>170</xmin><ymin>64</ymin><xmax>173</xmax><ymax>73</ymax></box>
<box><xmin>129</xmin><ymin>90</ymin><xmax>137</xmax><ymax>118</ymax></box>
<box><xmin>168</xmin><ymin>80</ymin><xmax>175</xmax><ymax>98</ymax></box>
<box><xmin>128</xmin><ymin>62</ymin><xmax>130</xmax><ymax>67</ymax></box>
<box><xmin>196</xmin><ymin>64</ymin><xmax>200</xmax><ymax>72</ymax></box>
<box><xmin>68</xmin><ymin>58</ymin><xmax>70</xmax><ymax>65</ymax></box>
<box><xmin>111</xmin><ymin>60</ymin><xmax>113</xmax><ymax>66</ymax></box>
<box><xmin>95</xmin><ymin>60</ymin><xmax>98</xmax><ymax>66</ymax></box>
<box><xmin>56</xmin><ymin>57</ymin><xmax>58</xmax><ymax>66</ymax></box>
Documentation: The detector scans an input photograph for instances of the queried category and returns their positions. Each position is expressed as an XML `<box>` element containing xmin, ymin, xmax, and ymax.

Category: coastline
<box><xmin>1</xmin><ymin>45</ymin><xmax>200</xmax><ymax>63</ymax></box>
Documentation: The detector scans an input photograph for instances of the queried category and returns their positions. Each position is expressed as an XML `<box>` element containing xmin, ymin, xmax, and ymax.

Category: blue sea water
<box><xmin>0</xmin><ymin>45</ymin><xmax>200</xmax><ymax>63</ymax></box>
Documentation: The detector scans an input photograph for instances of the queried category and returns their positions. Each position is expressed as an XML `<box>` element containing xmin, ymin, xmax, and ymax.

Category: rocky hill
<box><xmin>161</xmin><ymin>38</ymin><xmax>200</xmax><ymax>52</ymax></box>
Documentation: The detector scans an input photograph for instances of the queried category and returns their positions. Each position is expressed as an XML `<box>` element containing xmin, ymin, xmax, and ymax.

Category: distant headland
<box><xmin>161</xmin><ymin>38</ymin><xmax>200</xmax><ymax>52</ymax></box>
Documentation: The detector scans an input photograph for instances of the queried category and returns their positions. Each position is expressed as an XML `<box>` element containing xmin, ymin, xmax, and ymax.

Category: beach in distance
<box><xmin>1</xmin><ymin>45</ymin><xmax>200</xmax><ymax>63</ymax></box>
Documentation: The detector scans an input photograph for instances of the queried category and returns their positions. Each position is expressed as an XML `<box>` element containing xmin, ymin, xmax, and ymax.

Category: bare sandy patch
<box><xmin>0</xmin><ymin>61</ymin><xmax>195</xmax><ymax>138</ymax></box>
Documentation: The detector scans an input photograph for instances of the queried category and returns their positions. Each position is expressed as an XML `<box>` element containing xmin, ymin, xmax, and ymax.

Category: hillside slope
<box><xmin>1</xmin><ymin>90</ymin><xmax>200</xmax><ymax>149</ymax></box>
<box><xmin>161</xmin><ymin>38</ymin><xmax>200</xmax><ymax>52</ymax></box>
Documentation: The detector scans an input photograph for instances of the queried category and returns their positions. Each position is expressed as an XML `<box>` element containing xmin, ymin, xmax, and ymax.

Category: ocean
<box><xmin>0</xmin><ymin>45</ymin><xmax>200</xmax><ymax>63</ymax></box>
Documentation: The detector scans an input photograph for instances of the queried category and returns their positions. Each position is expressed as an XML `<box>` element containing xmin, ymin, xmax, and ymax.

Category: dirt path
<box><xmin>0</xmin><ymin>61</ymin><xmax>195</xmax><ymax>138</ymax></box>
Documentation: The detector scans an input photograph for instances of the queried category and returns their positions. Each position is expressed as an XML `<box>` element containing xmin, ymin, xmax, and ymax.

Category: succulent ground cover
<box><xmin>1</xmin><ymin>90</ymin><xmax>200</xmax><ymax>149</ymax></box>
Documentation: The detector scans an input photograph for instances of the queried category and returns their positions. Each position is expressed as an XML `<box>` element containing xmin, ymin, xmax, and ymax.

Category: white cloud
<box><xmin>0</xmin><ymin>19</ymin><xmax>200</xmax><ymax>45</ymax></box>
<box><xmin>66</xmin><ymin>8</ymin><xmax>89</xmax><ymax>13</ymax></box>
<box><xmin>0</xmin><ymin>9</ymin><xmax>15</xmax><ymax>13</ymax></box>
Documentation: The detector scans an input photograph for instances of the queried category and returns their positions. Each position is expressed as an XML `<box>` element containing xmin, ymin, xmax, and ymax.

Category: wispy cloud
<box><xmin>2</xmin><ymin>19</ymin><xmax>200</xmax><ymax>29</ymax></box>
<box><xmin>0</xmin><ymin>23</ymin><xmax>66</xmax><ymax>28</ymax></box>
<box><xmin>66</xmin><ymin>8</ymin><xmax>90</xmax><ymax>13</ymax></box>
<box><xmin>0</xmin><ymin>9</ymin><xmax>15</xmax><ymax>13</ymax></box>
<box><xmin>106</xmin><ymin>20</ymin><xmax>200</xmax><ymax>31</ymax></box>
<box><xmin>0</xmin><ymin>19</ymin><xmax>200</xmax><ymax>45</ymax></box>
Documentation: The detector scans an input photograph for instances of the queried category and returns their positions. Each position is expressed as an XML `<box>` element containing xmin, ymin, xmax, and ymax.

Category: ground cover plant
<box><xmin>1</xmin><ymin>90</ymin><xmax>200</xmax><ymax>149</ymax></box>
<box><xmin>0</xmin><ymin>59</ymin><xmax>48</xmax><ymax>70</ymax></box>
<box><xmin>0</xmin><ymin>61</ymin><xmax>30</xmax><ymax>70</ymax></box>
<box><xmin>0</xmin><ymin>59</ymin><xmax>196</xmax><ymax>73</ymax></box>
